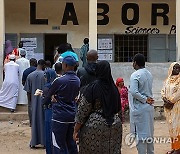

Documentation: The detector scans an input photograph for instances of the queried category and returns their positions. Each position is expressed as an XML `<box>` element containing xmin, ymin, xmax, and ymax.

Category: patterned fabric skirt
<box><xmin>79</xmin><ymin>113</ymin><xmax>122</xmax><ymax>154</ymax></box>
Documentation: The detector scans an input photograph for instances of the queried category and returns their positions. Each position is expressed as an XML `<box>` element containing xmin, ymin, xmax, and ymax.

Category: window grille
<box><xmin>114</xmin><ymin>35</ymin><xmax>148</xmax><ymax>62</ymax></box>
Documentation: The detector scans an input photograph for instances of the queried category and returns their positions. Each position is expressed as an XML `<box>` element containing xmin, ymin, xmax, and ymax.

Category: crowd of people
<box><xmin>0</xmin><ymin>39</ymin><xmax>180</xmax><ymax>154</ymax></box>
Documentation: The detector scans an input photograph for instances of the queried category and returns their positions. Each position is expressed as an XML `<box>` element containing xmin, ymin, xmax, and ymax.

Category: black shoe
<box><xmin>30</xmin><ymin>145</ymin><xmax>36</xmax><ymax>149</ymax></box>
<box><xmin>10</xmin><ymin>109</ymin><xmax>15</xmax><ymax>113</ymax></box>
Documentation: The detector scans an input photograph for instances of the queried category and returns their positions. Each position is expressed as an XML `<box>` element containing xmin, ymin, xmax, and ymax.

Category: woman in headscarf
<box><xmin>161</xmin><ymin>62</ymin><xmax>180</xmax><ymax>154</ymax></box>
<box><xmin>4</xmin><ymin>40</ymin><xmax>20</xmax><ymax>65</ymax></box>
<box><xmin>4</xmin><ymin>40</ymin><xmax>14</xmax><ymax>64</ymax></box>
<box><xmin>116</xmin><ymin>77</ymin><xmax>129</xmax><ymax>122</ymax></box>
<box><xmin>73</xmin><ymin>60</ymin><xmax>122</xmax><ymax>154</ymax></box>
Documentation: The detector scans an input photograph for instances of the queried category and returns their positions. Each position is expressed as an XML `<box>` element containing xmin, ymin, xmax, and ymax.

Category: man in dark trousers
<box><xmin>43</xmin><ymin>56</ymin><xmax>80</xmax><ymax>154</ymax></box>
<box><xmin>77</xmin><ymin>49</ymin><xmax>98</xmax><ymax>92</ymax></box>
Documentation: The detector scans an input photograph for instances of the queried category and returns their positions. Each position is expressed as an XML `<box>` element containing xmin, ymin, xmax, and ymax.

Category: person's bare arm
<box><xmin>73</xmin><ymin>123</ymin><xmax>82</xmax><ymax>141</ymax></box>
<box><xmin>54</xmin><ymin>51</ymin><xmax>59</xmax><ymax>62</ymax></box>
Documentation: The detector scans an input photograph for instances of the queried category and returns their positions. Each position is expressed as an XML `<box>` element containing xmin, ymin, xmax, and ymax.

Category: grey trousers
<box><xmin>136</xmin><ymin>140</ymin><xmax>154</xmax><ymax>154</ymax></box>
<box><xmin>28</xmin><ymin>99</ymin><xmax>32</xmax><ymax>127</ymax></box>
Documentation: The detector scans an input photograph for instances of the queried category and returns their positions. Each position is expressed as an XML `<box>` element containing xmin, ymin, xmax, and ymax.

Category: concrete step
<box><xmin>0</xmin><ymin>104</ymin><xmax>28</xmax><ymax>112</ymax></box>
<box><xmin>0</xmin><ymin>111</ymin><xmax>29</xmax><ymax>121</ymax></box>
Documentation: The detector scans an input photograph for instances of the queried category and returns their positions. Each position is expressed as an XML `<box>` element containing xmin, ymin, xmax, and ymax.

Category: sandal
<box><xmin>167</xmin><ymin>150</ymin><xmax>175</xmax><ymax>154</ymax></box>
<box><xmin>172</xmin><ymin>149</ymin><xmax>180</xmax><ymax>154</ymax></box>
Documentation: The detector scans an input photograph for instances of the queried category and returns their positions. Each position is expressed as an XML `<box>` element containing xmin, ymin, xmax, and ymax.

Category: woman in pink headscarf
<box><xmin>116</xmin><ymin>77</ymin><xmax>129</xmax><ymax>122</ymax></box>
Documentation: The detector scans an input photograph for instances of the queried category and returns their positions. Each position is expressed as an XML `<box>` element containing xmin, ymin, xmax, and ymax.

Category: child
<box><xmin>116</xmin><ymin>78</ymin><xmax>129</xmax><ymax>122</ymax></box>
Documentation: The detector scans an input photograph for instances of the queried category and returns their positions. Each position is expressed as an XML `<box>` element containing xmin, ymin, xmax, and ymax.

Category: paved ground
<box><xmin>0</xmin><ymin>120</ymin><xmax>170</xmax><ymax>154</ymax></box>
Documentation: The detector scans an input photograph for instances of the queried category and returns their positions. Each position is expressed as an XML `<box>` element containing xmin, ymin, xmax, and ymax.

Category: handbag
<box><xmin>163</xmin><ymin>100</ymin><xmax>174</xmax><ymax>110</ymax></box>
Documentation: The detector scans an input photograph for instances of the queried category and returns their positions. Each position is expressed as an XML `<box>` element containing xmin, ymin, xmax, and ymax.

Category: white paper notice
<box><xmin>21</xmin><ymin>38</ymin><xmax>37</xmax><ymax>48</ymax></box>
<box><xmin>98</xmin><ymin>53</ymin><xmax>112</xmax><ymax>61</ymax></box>
<box><xmin>98</xmin><ymin>38</ymin><xmax>112</xmax><ymax>49</ymax></box>
<box><xmin>24</xmin><ymin>47</ymin><xmax>35</xmax><ymax>60</ymax></box>
<box><xmin>34</xmin><ymin>53</ymin><xmax>44</xmax><ymax>61</ymax></box>
<box><xmin>98</xmin><ymin>50</ymin><xmax>113</xmax><ymax>54</ymax></box>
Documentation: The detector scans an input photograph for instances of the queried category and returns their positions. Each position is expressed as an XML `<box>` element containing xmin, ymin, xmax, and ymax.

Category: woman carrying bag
<box><xmin>161</xmin><ymin>62</ymin><xmax>180</xmax><ymax>154</ymax></box>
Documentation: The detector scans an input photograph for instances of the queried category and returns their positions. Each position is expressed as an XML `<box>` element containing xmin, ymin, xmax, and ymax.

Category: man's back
<box><xmin>16</xmin><ymin>58</ymin><xmax>30</xmax><ymax>74</ymax></box>
<box><xmin>44</xmin><ymin>68</ymin><xmax>57</xmax><ymax>88</ymax></box>
<box><xmin>25</xmin><ymin>70</ymin><xmax>46</xmax><ymax>97</ymax></box>
<box><xmin>47</xmin><ymin>71</ymin><xmax>80</xmax><ymax>122</ymax></box>
<box><xmin>4</xmin><ymin>61</ymin><xmax>19</xmax><ymax>83</ymax></box>
<box><xmin>80</xmin><ymin>44</ymin><xmax>89</xmax><ymax>67</ymax></box>
<box><xmin>77</xmin><ymin>62</ymin><xmax>96</xmax><ymax>91</ymax></box>
<box><xmin>24</xmin><ymin>70</ymin><xmax>46</xmax><ymax>147</ymax></box>
<box><xmin>22</xmin><ymin>66</ymin><xmax>36</xmax><ymax>84</ymax></box>
<box><xmin>129</xmin><ymin>68</ymin><xmax>153</xmax><ymax>111</ymax></box>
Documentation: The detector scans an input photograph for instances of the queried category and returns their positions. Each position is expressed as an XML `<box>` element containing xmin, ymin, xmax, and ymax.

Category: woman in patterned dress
<box><xmin>161</xmin><ymin>62</ymin><xmax>180</xmax><ymax>154</ymax></box>
<box><xmin>73</xmin><ymin>60</ymin><xmax>122</xmax><ymax>154</ymax></box>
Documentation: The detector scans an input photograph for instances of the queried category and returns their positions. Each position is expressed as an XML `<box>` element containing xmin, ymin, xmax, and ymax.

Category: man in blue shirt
<box><xmin>22</xmin><ymin>58</ymin><xmax>37</xmax><ymax>86</ymax></box>
<box><xmin>54</xmin><ymin>43</ymin><xmax>79</xmax><ymax>71</ymax></box>
<box><xmin>44</xmin><ymin>60</ymin><xmax>57</xmax><ymax>88</ymax></box>
<box><xmin>43</xmin><ymin>56</ymin><xmax>80</xmax><ymax>154</ymax></box>
<box><xmin>129</xmin><ymin>53</ymin><xmax>154</xmax><ymax>154</ymax></box>
<box><xmin>43</xmin><ymin>60</ymin><xmax>57</xmax><ymax>154</ymax></box>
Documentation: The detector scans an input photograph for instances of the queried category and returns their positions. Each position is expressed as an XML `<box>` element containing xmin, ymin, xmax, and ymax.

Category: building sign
<box><xmin>98</xmin><ymin>39</ymin><xmax>112</xmax><ymax>50</ymax></box>
<box><xmin>98</xmin><ymin>38</ymin><xmax>113</xmax><ymax>61</ymax></box>
<box><xmin>21</xmin><ymin>38</ymin><xmax>37</xmax><ymax>60</ymax></box>
<box><xmin>21</xmin><ymin>38</ymin><xmax>37</xmax><ymax>48</ymax></box>
<box><xmin>98</xmin><ymin>53</ymin><xmax>112</xmax><ymax>61</ymax></box>
<box><xmin>29</xmin><ymin>2</ymin><xmax>172</xmax><ymax>26</ymax></box>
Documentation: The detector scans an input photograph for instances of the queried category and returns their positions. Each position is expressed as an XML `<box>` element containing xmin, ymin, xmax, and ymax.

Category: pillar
<box><xmin>89</xmin><ymin>0</ymin><xmax>97</xmax><ymax>50</ymax></box>
<box><xmin>176</xmin><ymin>0</ymin><xmax>180</xmax><ymax>61</ymax></box>
<box><xmin>0</xmin><ymin>0</ymin><xmax>5</xmax><ymax>84</ymax></box>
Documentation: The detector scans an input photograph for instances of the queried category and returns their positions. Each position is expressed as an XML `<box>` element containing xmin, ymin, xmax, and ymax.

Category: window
<box><xmin>115</xmin><ymin>35</ymin><xmax>148</xmax><ymax>62</ymax></box>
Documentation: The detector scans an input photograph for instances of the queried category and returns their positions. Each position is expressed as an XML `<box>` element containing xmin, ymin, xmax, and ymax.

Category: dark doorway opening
<box><xmin>44</xmin><ymin>34</ymin><xmax>67</xmax><ymax>64</ymax></box>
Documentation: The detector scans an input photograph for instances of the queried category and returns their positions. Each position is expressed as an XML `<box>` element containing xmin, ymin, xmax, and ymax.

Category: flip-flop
<box><xmin>166</xmin><ymin>150</ymin><xmax>175</xmax><ymax>154</ymax></box>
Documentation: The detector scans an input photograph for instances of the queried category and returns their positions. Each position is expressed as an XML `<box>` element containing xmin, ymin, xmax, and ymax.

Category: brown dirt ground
<box><xmin>0</xmin><ymin>120</ymin><xmax>170</xmax><ymax>154</ymax></box>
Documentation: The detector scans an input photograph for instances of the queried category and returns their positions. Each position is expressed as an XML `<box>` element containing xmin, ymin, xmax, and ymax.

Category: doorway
<box><xmin>44</xmin><ymin>34</ymin><xmax>67</xmax><ymax>64</ymax></box>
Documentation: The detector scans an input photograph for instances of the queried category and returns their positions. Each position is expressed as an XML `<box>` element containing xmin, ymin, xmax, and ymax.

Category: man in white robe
<box><xmin>16</xmin><ymin>49</ymin><xmax>30</xmax><ymax>104</ymax></box>
<box><xmin>0</xmin><ymin>54</ymin><xmax>19</xmax><ymax>112</ymax></box>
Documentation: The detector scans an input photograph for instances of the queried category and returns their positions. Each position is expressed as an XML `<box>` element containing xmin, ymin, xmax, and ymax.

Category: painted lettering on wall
<box><xmin>30</xmin><ymin>2</ymin><xmax>79</xmax><ymax>25</ymax></box>
<box><xmin>30</xmin><ymin>2</ymin><xmax>48</xmax><ymax>25</ymax></box>
<box><xmin>169</xmin><ymin>25</ymin><xmax>176</xmax><ymax>34</ymax></box>
<box><xmin>125</xmin><ymin>26</ymin><xmax>160</xmax><ymax>34</ymax></box>
<box><xmin>151</xmin><ymin>4</ymin><xmax>169</xmax><ymax>25</ymax></box>
<box><xmin>61</xmin><ymin>3</ymin><xmax>79</xmax><ymax>25</ymax></box>
<box><xmin>121</xmin><ymin>3</ymin><xmax>139</xmax><ymax>25</ymax></box>
<box><xmin>30</xmin><ymin>2</ymin><xmax>171</xmax><ymax>26</ymax></box>
<box><xmin>97</xmin><ymin>3</ymin><xmax>109</xmax><ymax>25</ymax></box>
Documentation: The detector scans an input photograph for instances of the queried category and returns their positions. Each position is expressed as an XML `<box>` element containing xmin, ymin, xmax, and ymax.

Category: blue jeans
<box><xmin>45</xmin><ymin>108</ymin><xmax>52</xmax><ymax>154</ymax></box>
<box><xmin>52</xmin><ymin>120</ymin><xmax>78</xmax><ymax>154</ymax></box>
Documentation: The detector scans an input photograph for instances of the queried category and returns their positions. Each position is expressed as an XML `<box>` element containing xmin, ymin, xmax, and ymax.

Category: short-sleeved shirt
<box><xmin>57</xmin><ymin>50</ymin><xmax>79</xmax><ymax>63</ymax></box>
